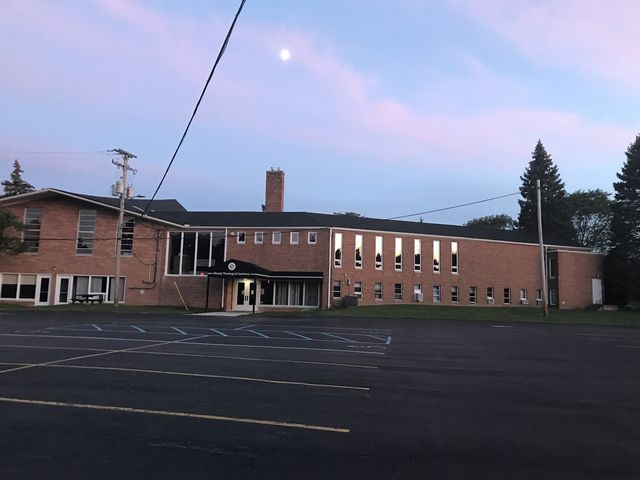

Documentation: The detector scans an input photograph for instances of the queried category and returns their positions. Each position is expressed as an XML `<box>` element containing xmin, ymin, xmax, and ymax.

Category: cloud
<box><xmin>453</xmin><ymin>0</ymin><xmax>640</xmax><ymax>92</ymax></box>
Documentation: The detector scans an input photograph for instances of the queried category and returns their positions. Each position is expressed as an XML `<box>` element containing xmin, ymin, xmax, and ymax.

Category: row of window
<box><xmin>332</xmin><ymin>281</ymin><xmax>545</xmax><ymax>304</ymax></box>
<box><xmin>21</xmin><ymin>208</ymin><xmax>134</xmax><ymax>256</ymax></box>
<box><xmin>236</xmin><ymin>231</ymin><xmax>317</xmax><ymax>246</ymax></box>
<box><xmin>334</xmin><ymin>233</ymin><xmax>458</xmax><ymax>274</ymax></box>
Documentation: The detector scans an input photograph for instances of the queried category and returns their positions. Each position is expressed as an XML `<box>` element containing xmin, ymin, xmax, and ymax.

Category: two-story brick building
<box><xmin>0</xmin><ymin>170</ymin><xmax>604</xmax><ymax>311</ymax></box>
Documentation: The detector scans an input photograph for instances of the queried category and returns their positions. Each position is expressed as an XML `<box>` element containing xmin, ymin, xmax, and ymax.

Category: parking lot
<box><xmin>0</xmin><ymin>311</ymin><xmax>639</xmax><ymax>479</ymax></box>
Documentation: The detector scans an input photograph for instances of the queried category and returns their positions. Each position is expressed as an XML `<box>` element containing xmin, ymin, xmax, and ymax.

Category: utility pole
<box><xmin>110</xmin><ymin>148</ymin><xmax>137</xmax><ymax>307</ymax></box>
<box><xmin>537</xmin><ymin>179</ymin><xmax>549</xmax><ymax>317</ymax></box>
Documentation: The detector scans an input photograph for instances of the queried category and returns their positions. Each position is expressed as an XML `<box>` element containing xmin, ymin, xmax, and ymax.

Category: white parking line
<box><xmin>172</xmin><ymin>327</ymin><xmax>188</xmax><ymax>335</ymax></box>
<box><xmin>131</xmin><ymin>326</ymin><xmax>146</xmax><ymax>333</ymax></box>
<box><xmin>234</xmin><ymin>325</ymin><xmax>255</xmax><ymax>331</ymax></box>
<box><xmin>248</xmin><ymin>330</ymin><xmax>270</xmax><ymax>339</ymax></box>
<box><xmin>285</xmin><ymin>331</ymin><xmax>312</xmax><ymax>341</ymax></box>
<box><xmin>209</xmin><ymin>329</ymin><xmax>228</xmax><ymax>337</ymax></box>
<box><xmin>322</xmin><ymin>333</ymin><xmax>356</xmax><ymax>343</ymax></box>
<box><xmin>91</xmin><ymin>324</ymin><xmax>102</xmax><ymax>332</ymax></box>
<box><xmin>0</xmin><ymin>396</ymin><xmax>350</xmax><ymax>433</ymax></box>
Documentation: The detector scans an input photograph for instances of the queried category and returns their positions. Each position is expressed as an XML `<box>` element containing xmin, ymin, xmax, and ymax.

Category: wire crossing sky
<box><xmin>1</xmin><ymin>0</ymin><xmax>639</xmax><ymax>224</ymax></box>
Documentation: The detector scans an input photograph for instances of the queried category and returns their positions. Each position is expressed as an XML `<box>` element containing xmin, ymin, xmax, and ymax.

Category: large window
<box><xmin>23</xmin><ymin>208</ymin><xmax>41</xmax><ymax>253</ymax></box>
<box><xmin>451</xmin><ymin>241</ymin><xmax>458</xmax><ymax>274</ymax></box>
<box><xmin>72</xmin><ymin>275</ymin><xmax>125</xmax><ymax>303</ymax></box>
<box><xmin>504</xmin><ymin>288</ymin><xmax>511</xmax><ymax>304</ymax></box>
<box><xmin>354</xmin><ymin>281</ymin><xmax>363</xmax><ymax>298</ymax></box>
<box><xmin>451</xmin><ymin>285</ymin><xmax>459</xmax><ymax>303</ymax></box>
<box><xmin>334</xmin><ymin>233</ymin><xmax>342</xmax><ymax>267</ymax></box>
<box><xmin>433</xmin><ymin>240</ymin><xmax>440</xmax><ymax>273</ymax></box>
<box><xmin>487</xmin><ymin>287</ymin><xmax>494</xmax><ymax>303</ymax></box>
<box><xmin>374</xmin><ymin>282</ymin><xmax>382</xmax><ymax>300</ymax></box>
<box><xmin>355</xmin><ymin>234</ymin><xmax>363</xmax><ymax>268</ymax></box>
<box><xmin>308</xmin><ymin>232</ymin><xmax>317</xmax><ymax>244</ymax></box>
<box><xmin>1</xmin><ymin>273</ymin><xmax>37</xmax><ymax>300</ymax></box>
<box><xmin>272</xmin><ymin>232</ymin><xmax>281</xmax><ymax>245</ymax></box>
<box><xmin>332</xmin><ymin>280</ymin><xmax>342</xmax><ymax>298</ymax></box>
<box><xmin>255</xmin><ymin>232</ymin><xmax>264</xmax><ymax>244</ymax></box>
<box><xmin>76</xmin><ymin>209</ymin><xmax>96</xmax><ymax>255</ymax></box>
<box><xmin>414</xmin><ymin>239</ymin><xmax>421</xmax><ymax>271</ymax></box>
<box><xmin>375</xmin><ymin>236</ymin><xmax>383</xmax><ymax>270</ymax></box>
<box><xmin>394</xmin><ymin>283</ymin><xmax>402</xmax><ymax>300</ymax></box>
<box><xmin>290</xmin><ymin>232</ymin><xmax>299</xmax><ymax>245</ymax></box>
<box><xmin>395</xmin><ymin>238</ymin><xmax>402</xmax><ymax>271</ymax></box>
<box><xmin>260</xmin><ymin>280</ymin><xmax>320</xmax><ymax>307</ymax></box>
<box><xmin>120</xmin><ymin>216</ymin><xmax>135</xmax><ymax>256</ymax></box>
<box><xmin>168</xmin><ymin>231</ymin><xmax>225</xmax><ymax>275</ymax></box>
<box><xmin>469</xmin><ymin>286</ymin><xmax>477</xmax><ymax>304</ymax></box>
<box><xmin>433</xmin><ymin>285</ymin><xmax>441</xmax><ymax>303</ymax></box>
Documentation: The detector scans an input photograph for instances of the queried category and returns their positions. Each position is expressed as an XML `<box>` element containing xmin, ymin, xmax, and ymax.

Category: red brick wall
<box><xmin>264</xmin><ymin>170</ymin><xmax>284</xmax><ymax>212</ymax></box>
<box><xmin>557</xmin><ymin>251</ymin><xmax>604</xmax><ymax>309</ymax></box>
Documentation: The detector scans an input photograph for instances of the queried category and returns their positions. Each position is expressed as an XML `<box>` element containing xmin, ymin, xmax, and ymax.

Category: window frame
<box><xmin>503</xmin><ymin>287</ymin><xmax>511</xmax><ymax>304</ymax></box>
<box><xmin>332</xmin><ymin>280</ymin><xmax>342</xmax><ymax>299</ymax></box>
<box><xmin>290</xmin><ymin>231</ymin><xmax>299</xmax><ymax>245</ymax></box>
<box><xmin>395</xmin><ymin>237</ymin><xmax>402</xmax><ymax>271</ymax></box>
<box><xmin>255</xmin><ymin>231</ymin><xmax>264</xmax><ymax>244</ymax></box>
<box><xmin>374</xmin><ymin>282</ymin><xmax>383</xmax><ymax>300</ymax></box>
<box><xmin>354</xmin><ymin>281</ymin><xmax>363</xmax><ymax>298</ymax></box>
<box><xmin>119</xmin><ymin>216</ymin><xmax>135</xmax><ymax>256</ymax></box>
<box><xmin>433</xmin><ymin>240</ymin><xmax>440</xmax><ymax>273</ymax></box>
<box><xmin>451</xmin><ymin>285</ymin><xmax>459</xmax><ymax>303</ymax></box>
<box><xmin>237</xmin><ymin>231</ymin><xmax>246</xmax><ymax>244</ymax></box>
<box><xmin>308</xmin><ymin>232</ymin><xmax>317</xmax><ymax>245</ymax></box>
<box><xmin>334</xmin><ymin>232</ymin><xmax>343</xmax><ymax>267</ymax></box>
<box><xmin>451</xmin><ymin>241</ymin><xmax>459</xmax><ymax>274</ymax></box>
<box><xmin>394</xmin><ymin>283</ymin><xmax>402</xmax><ymax>300</ymax></box>
<box><xmin>375</xmin><ymin>236</ymin><xmax>383</xmax><ymax>270</ymax></box>
<box><xmin>272</xmin><ymin>231</ymin><xmax>282</xmax><ymax>245</ymax></box>
<box><xmin>432</xmin><ymin>285</ymin><xmax>441</xmax><ymax>303</ymax></box>
<box><xmin>23</xmin><ymin>208</ymin><xmax>42</xmax><ymax>254</ymax></box>
<box><xmin>355</xmin><ymin>234</ymin><xmax>363</xmax><ymax>269</ymax></box>
<box><xmin>414</xmin><ymin>239</ymin><xmax>421</xmax><ymax>272</ymax></box>
<box><xmin>76</xmin><ymin>209</ymin><xmax>96</xmax><ymax>256</ymax></box>
<box><xmin>469</xmin><ymin>286</ymin><xmax>477</xmax><ymax>304</ymax></box>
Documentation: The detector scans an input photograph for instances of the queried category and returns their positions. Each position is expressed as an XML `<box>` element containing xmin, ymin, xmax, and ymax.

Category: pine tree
<box><xmin>517</xmin><ymin>140</ymin><xmax>575</xmax><ymax>243</ymax></box>
<box><xmin>1</xmin><ymin>160</ymin><xmax>35</xmax><ymax>197</ymax></box>
<box><xmin>606</xmin><ymin>134</ymin><xmax>640</xmax><ymax>304</ymax></box>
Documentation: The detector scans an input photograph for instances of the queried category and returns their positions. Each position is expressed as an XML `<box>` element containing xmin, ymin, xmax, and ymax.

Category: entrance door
<box><xmin>234</xmin><ymin>279</ymin><xmax>255</xmax><ymax>311</ymax></box>
<box><xmin>592</xmin><ymin>278</ymin><xmax>603</xmax><ymax>305</ymax></box>
<box><xmin>55</xmin><ymin>275</ymin><xmax>73</xmax><ymax>305</ymax></box>
<box><xmin>35</xmin><ymin>275</ymin><xmax>51</xmax><ymax>306</ymax></box>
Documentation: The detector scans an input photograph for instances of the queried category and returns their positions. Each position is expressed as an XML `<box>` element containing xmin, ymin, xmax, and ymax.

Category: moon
<box><xmin>279</xmin><ymin>49</ymin><xmax>291</xmax><ymax>62</ymax></box>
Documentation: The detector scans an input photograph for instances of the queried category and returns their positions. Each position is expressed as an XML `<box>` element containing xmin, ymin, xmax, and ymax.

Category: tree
<box><xmin>518</xmin><ymin>140</ymin><xmax>575</xmax><ymax>243</ymax></box>
<box><xmin>1</xmin><ymin>160</ymin><xmax>35</xmax><ymax>197</ymax></box>
<box><xmin>606</xmin><ymin>134</ymin><xmax>640</xmax><ymax>304</ymax></box>
<box><xmin>566</xmin><ymin>189</ymin><xmax>612</xmax><ymax>252</ymax></box>
<box><xmin>0</xmin><ymin>208</ymin><xmax>25</xmax><ymax>254</ymax></box>
<box><xmin>464</xmin><ymin>214</ymin><xmax>516</xmax><ymax>230</ymax></box>
<box><xmin>333</xmin><ymin>211</ymin><xmax>362</xmax><ymax>217</ymax></box>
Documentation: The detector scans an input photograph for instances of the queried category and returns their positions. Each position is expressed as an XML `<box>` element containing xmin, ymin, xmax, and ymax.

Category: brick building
<box><xmin>0</xmin><ymin>170</ymin><xmax>603</xmax><ymax>311</ymax></box>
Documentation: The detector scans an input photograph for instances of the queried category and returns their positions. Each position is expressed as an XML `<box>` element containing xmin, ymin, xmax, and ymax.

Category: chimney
<box><xmin>264</xmin><ymin>168</ymin><xmax>285</xmax><ymax>212</ymax></box>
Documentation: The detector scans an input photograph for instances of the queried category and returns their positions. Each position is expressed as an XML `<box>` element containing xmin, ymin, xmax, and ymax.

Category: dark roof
<box><xmin>152</xmin><ymin>210</ymin><xmax>575</xmax><ymax>246</ymax></box>
<box><xmin>61</xmin><ymin>191</ymin><xmax>187</xmax><ymax>213</ymax></box>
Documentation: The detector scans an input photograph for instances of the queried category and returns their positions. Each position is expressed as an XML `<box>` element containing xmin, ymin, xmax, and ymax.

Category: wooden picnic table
<box><xmin>71</xmin><ymin>293</ymin><xmax>104</xmax><ymax>304</ymax></box>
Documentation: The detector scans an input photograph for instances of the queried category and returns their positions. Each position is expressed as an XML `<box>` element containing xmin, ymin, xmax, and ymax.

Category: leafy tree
<box><xmin>606</xmin><ymin>134</ymin><xmax>640</xmax><ymax>304</ymax></box>
<box><xmin>0</xmin><ymin>208</ymin><xmax>25</xmax><ymax>254</ymax></box>
<box><xmin>333</xmin><ymin>211</ymin><xmax>362</xmax><ymax>217</ymax></box>
<box><xmin>1</xmin><ymin>160</ymin><xmax>35</xmax><ymax>197</ymax></box>
<box><xmin>566</xmin><ymin>189</ymin><xmax>612</xmax><ymax>252</ymax></box>
<box><xmin>518</xmin><ymin>140</ymin><xmax>575</xmax><ymax>243</ymax></box>
<box><xmin>464</xmin><ymin>214</ymin><xmax>516</xmax><ymax>230</ymax></box>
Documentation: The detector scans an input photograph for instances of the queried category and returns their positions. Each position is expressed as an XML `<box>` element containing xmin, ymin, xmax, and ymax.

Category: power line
<box><xmin>141</xmin><ymin>0</ymin><xmax>247</xmax><ymax>217</ymax></box>
<box><xmin>0</xmin><ymin>151</ymin><xmax>110</xmax><ymax>155</ymax></box>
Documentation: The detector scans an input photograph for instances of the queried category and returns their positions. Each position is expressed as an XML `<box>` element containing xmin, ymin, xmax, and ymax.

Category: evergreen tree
<box><xmin>606</xmin><ymin>134</ymin><xmax>640</xmax><ymax>304</ymax></box>
<box><xmin>1</xmin><ymin>160</ymin><xmax>35</xmax><ymax>197</ymax></box>
<box><xmin>517</xmin><ymin>140</ymin><xmax>575</xmax><ymax>243</ymax></box>
<box><xmin>0</xmin><ymin>208</ymin><xmax>25</xmax><ymax>254</ymax></box>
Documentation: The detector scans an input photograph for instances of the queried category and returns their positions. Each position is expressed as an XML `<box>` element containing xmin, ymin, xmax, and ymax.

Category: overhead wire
<box><xmin>141</xmin><ymin>0</ymin><xmax>247</xmax><ymax>217</ymax></box>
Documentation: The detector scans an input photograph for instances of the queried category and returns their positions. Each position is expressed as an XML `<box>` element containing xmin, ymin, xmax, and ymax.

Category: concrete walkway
<box><xmin>190</xmin><ymin>311</ymin><xmax>250</xmax><ymax>317</ymax></box>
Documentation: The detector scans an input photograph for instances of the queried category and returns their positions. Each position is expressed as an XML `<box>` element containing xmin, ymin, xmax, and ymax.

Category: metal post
<box><xmin>537</xmin><ymin>179</ymin><xmax>549</xmax><ymax>316</ymax></box>
<box><xmin>110</xmin><ymin>149</ymin><xmax>137</xmax><ymax>307</ymax></box>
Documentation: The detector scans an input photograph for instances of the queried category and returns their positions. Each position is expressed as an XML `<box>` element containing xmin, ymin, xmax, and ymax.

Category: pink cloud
<box><xmin>453</xmin><ymin>0</ymin><xmax>640</xmax><ymax>92</ymax></box>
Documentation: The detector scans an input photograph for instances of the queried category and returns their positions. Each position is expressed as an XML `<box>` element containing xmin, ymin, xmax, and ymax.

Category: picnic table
<box><xmin>71</xmin><ymin>293</ymin><xmax>104</xmax><ymax>304</ymax></box>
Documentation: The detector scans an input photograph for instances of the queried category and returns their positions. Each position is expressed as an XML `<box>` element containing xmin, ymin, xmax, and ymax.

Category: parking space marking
<box><xmin>172</xmin><ymin>327</ymin><xmax>188</xmax><ymax>335</ymax></box>
<box><xmin>8</xmin><ymin>363</ymin><xmax>370</xmax><ymax>391</ymax></box>
<box><xmin>131</xmin><ymin>326</ymin><xmax>146</xmax><ymax>333</ymax></box>
<box><xmin>183</xmin><ymin>340</ymin><xmax>385</xmax><ymax>355</ymax></box>
<box><xmin>0</xmin><ymin>335</ymin><xmax>212</xmax><ymax>375</ymax></box>
<box><xmin>285</xmin><ymin>331</ymin><xmax>312</xmax><ymax>340</ymax></box>
<box><xmin>248</xmin><ymin>330</ymin><xmax>270</xmax><ymax>339</ymax></box>
<box><xmin>234</xmin><ymin>325</ymin><xmax>255</xmax><ymax>331</ymax></box>
<box><xmin>209</xmin><ymin>329</ymin><xmax>228</xmax><ymax>337</ymax></box>
<box><xmin>0</xmin><ymin>343</ymin><xmax>379</xmax><ymax>368</ymax></box>
<box><xmin>322</xmin><ymin>333</ymin><xmax>356</xmax><ymax>343</ymax></box>
<box><xmin>0</xmin><ymin>396</ymin><xmax>350</xmax><ymax>433</ymax></box>
<box><xmin>91</xmin><ymin>324</ymin><xmax>102</xmax><ymax>332</ymax></box>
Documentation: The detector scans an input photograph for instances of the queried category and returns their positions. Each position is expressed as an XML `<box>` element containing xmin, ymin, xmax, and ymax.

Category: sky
<box><xmin>1</xmin><ymin>0</ymin><xmax>639</xmax><ymax>225</ymax></box>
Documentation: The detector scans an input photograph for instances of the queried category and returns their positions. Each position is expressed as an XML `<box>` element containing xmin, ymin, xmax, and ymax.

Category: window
<box><xmin>549</xmin><ymin>289</ymin><xmax>557</xmax><ymax>306</ymax></box>
<box><xmin>520</xmin><ymin>289</ymin><xmax>528</xmax><ymax>303</ymax></box>
<box><xmin>120</xmin><ymin>217</ymin><xmax>135</xmax><ymax>256</ymax></box>
<box><xmin>0</xmin><ymin>273</ymin><xmax>37</xmax><ymax>300</ymax></box>
<box><xmin>504</xmin><ymin>288</ymin><xmax>511</xmax><ymax>304</ymax></box>
<box><xmin>374</xmin><ymin>282</ymin><xmax>383</xmax><ymax>300</ymax></box>
<box><xmin>433</xmin><ymin>240</ymin><xmax>440</xmax><ymax>273</ymax></box>
<box><xmin>237</xmin><ymin>232</ymin><xmax>246</xmax><ymax>244</ymax></box>
<box><xmin>469</xmin><ymin>286</ymin><xmax>477</xmax><ymax>304</ymax></box>
<box><xmin>332</xmin><ymin>280</ymin><xmax>342</xmax><ymax>298</ymax></box>
<box><xmin>355</xmin><ymin>234</ymin><xmax>363</xmax><ymax>268</ymax></box>
<box><xmin>76</xmin><ymin>209</ymin><xmax>96</xmax><ymax>255</ymax></box>
<box><xmin>290</xmin><ymin>231</ymin><xmax>299</xmax><ymax>245</ymax></box>
<box><xmin>451</xmin><ymin>285</ymin><xmax>459</xmax><ymax>303</ymax></box>
<box><xmin>354</xmin><ymin>281</ymin><xmax>363</xmax><ymax>298</ymax></box>
<box><xmin>272</xmin><ymin>231</ymin><xmax>281</xmax><ymax>245</ymax></box>
<box><xmin>395</xmin><ymin>238</ymin><xmax>402</xmax><ymax>271</ymax></box>
<box><xmin>308</xmin><ymin>232</ymin><xmax>317</xmax><ymax>244</ymax></box>
<box><xmin>487</xmin><ymin>287</ymin><xmax>494</xmax><ymax>302</ymax></box>
<box><xmin>414</xmin><ymin>239</ymin><xmax>421</xmax><ymax>271</ymax></box>
<box><xmin>451</xmin><ymin>241</ymin><xmax>458</xmax><ymax>274</ymax></box>
<box><xmin>414</xmin><ymin>284</ymin><xmax>422</xmax><ymax>301</ymax></box>
<box><xmin>548</xmin><ymin>257</ymin><xmax>558</xmax><ymax>278</ymax></box>
<box><xmin>168</xmin><ymin>231</ymin><xmax>225</xmax><ymax>275</ymax></box>
<box><xmin>394</xmin><ymin>283</ymin><xmax>402</xmax><ymax>300</ymax></box>
<box><xmin>23</xmin><ymin>208</ymin><xmax>41</xmax><ymax>253</ymax></box>
<box><xmin>0</xmin><ymin>274</ymin><xmax>18</xmax><ymax>299</ymax></box>
<box><xmin>432</xmin><ymin>285</ymin><xmax>441</xmax><ymax>303</ymax></box>
<box><xmin>255</xmin><ymin>232</ymin><xmax>264</xmax><ymax>244</ymax></box>
<box><xmin>334</xmin><ymin>233</ymin><xmax>342</xmax><ymax>267</ymax></box>
<box><xmin>536</xmin><ymin>289</ymin><xmax>543</xmax><ymax>303</ymax></box>
<box><xmin>375</xmin><ymin>236</ymin><xmax>383</xmax><ymax>270</ymax></box>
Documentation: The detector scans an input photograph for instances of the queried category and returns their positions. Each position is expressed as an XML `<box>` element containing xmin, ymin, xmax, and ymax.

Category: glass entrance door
<box><xmin>35</xmin><ymin>275</ymin><xmax>51</xmax><ymax>305</ymax></box>
<box><xmin>55</xmin><ymin>275</ymin><xmax>73</xmax><ymax>304</ymax></box>
<box><xmin>234</xmin><ymin>279</ymin><xmax>255</xmax><ymax>311</ymax></box>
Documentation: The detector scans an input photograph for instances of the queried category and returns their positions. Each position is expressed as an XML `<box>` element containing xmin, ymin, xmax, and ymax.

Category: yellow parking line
<box><xmin>0</xmin><ymin>396</ymin><xmax>350</xmax><ymax>433</ymax></box>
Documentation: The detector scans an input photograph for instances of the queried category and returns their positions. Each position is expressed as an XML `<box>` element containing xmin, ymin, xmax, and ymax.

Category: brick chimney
<box><xmin>264</xmin><ymin>168</ymin><xmax>285</xmax><ymax>212</ymax></box>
